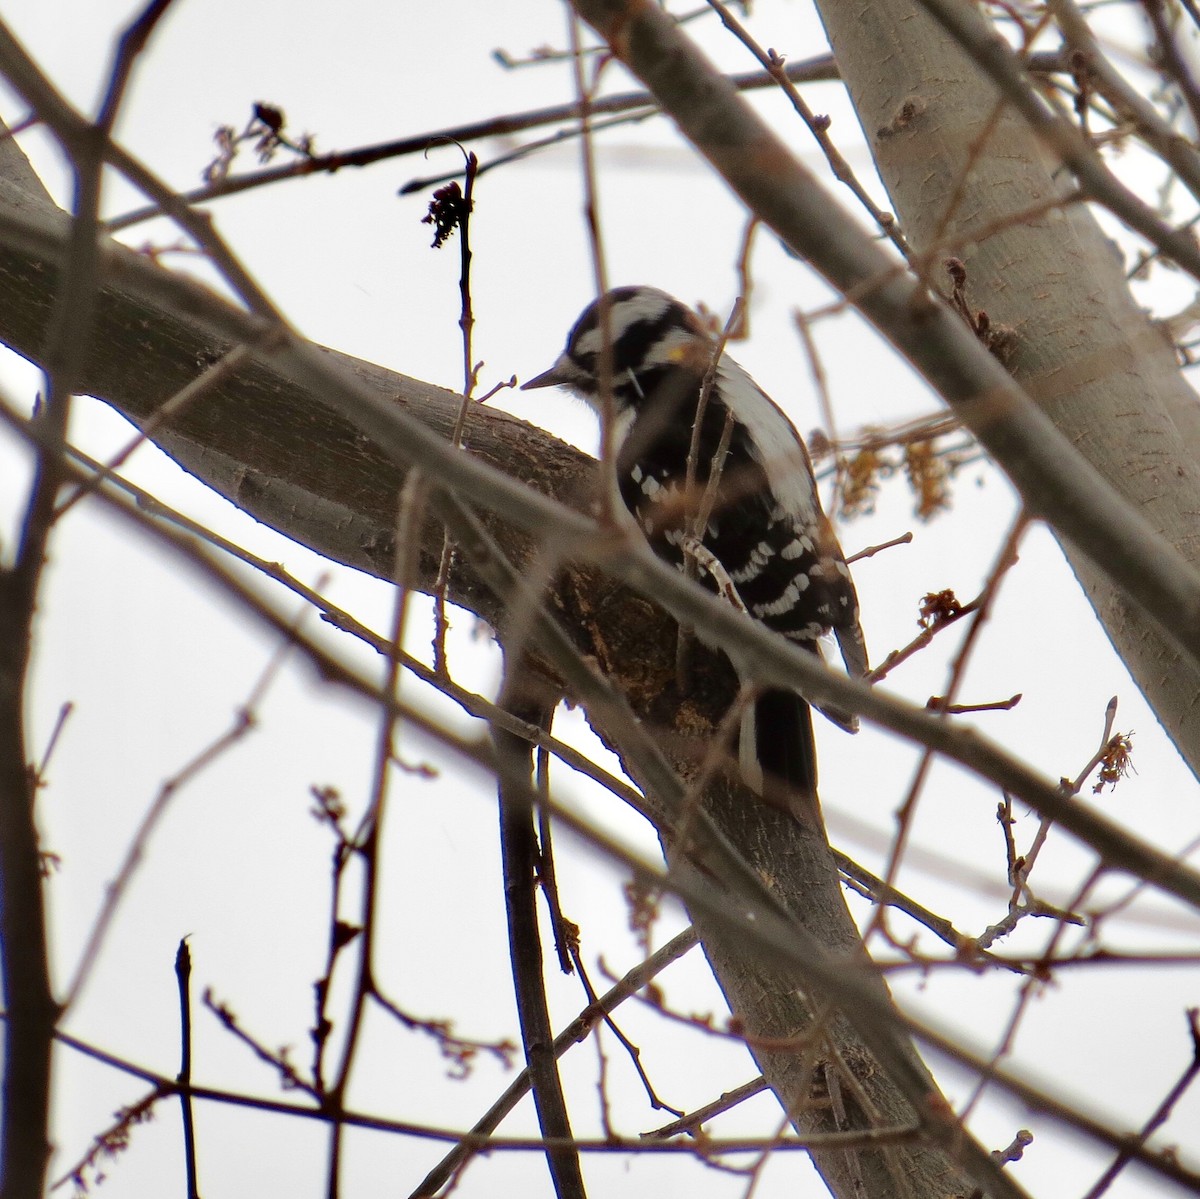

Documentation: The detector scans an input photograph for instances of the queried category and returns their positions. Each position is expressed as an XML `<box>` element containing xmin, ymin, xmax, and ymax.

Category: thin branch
<box><xmin>203</xmin><ymin>990</ymin><xmax>321</xmax><ymax>1097</ymax></box>
<box><xmin>492</xmin><ymin>684</ymin><xmax>586</xmax><ymax>1199</ymax></box>
<box><xmin>325</xmin><ymin>473</ymin><xmax>428</xmax><ymax>1197</ymax></box>
<box><xmin>1049</xmin><ymin>0</ymin><xmax>1200</xmax><ymax>207</ymax></box>
<box><xmin>706</xmin><ymin>0</ymin><xmax>910</xmax><ymax>258</ymax></box>
<box><xmin>833</xmin><ymin>851</ymin><xmax>1029</xmax><ymax>974</ymax></box>
<box><xmin>866</xmin><ymin>593</ymin><xmax>981</xmax><ymax>686</ymax></box>
<box><xmin>41</xmin><ymin>1017</ymin><xmax>926</xmax><ymax>1158</ymax></box>
<box><xmin>31</xmin><ymin>701</ymin><xmax>72</xmax><ymax>791</ymax></box>
<box><xmin>535</xmin><ymin>742</ymin><xmax>577</xmax><ymax>977</ymax></box>
<box><xmin>431</xmin><ymin>148</ymin><xmax>480</xmax><ymax>675</ymax></box>
<box><xmin>1081</xmin><ymin>1008</ymin><xmax>1200</xmax><ymax>1199</ymax></box>
<box><xmin>61</xmin><ymin>627</ymin><xmax>294</xmax><ymax>1012</ymax></box>
<box><xmin>409</xmin><ymin>927</ymin><xmax>699</xmax><ymax>1198</ymax></box>
<box><xmin>310</xmin><ymin>789</ymin><xmax>353</xmax><ymax>1094</ymax></box>
<box><xmin>174</xmin><ymin>939</ymin><xmax>200</xmax><ymax>1199</ymax></box>
<box><xmin>569</xmin><ymin>947</ymin><xmax>681</xmax><ymax>1115</ymax></box>
<box><xmin>571</xmin><ymin>7</ymin><xmax>617</xmax><ymax>524</ymax></box>
<box><xmin>867</xmin><ymin>511</ymin><xmax>1028</xmax><ymax>945</ymax></box>
<box><xmin>844</xmin><ymin>531</ymin><xmax>914</xmax><ymax>564</ymax></box>
<box><xmin>643</xmin><ymin>1076</ymin><xmax>770</xmax><ymax>1139</ymax></box>
<box><xmin>1143</xmin><ymin>0</ymin><xmax>1200</xmax><ymax>137</ymax></box>
<box><xmin>399</xmin><ymin>105</ymin><xmax>660</xmax><ymax>196</ymax></box>
<box><xmin>103</xmin><ymin>55</ymin><xmax>850</xmax><ymax>230</ymax></box>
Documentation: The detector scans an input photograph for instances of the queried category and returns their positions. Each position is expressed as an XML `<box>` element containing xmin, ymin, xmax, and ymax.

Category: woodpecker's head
<box><xmin>522</xmin><ymin>286</ymin><xmax>713</xmax><ymax>411</ymax></box>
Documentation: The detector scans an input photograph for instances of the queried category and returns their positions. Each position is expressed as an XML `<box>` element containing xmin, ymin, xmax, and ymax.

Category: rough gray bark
<box><xmin>815</xmin><ymin>0</ymin><xmax>1200</xmax><ymax>776</ymax></box>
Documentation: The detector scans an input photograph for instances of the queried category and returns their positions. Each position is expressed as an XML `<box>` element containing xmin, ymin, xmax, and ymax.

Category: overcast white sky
<box><xmin>1</xmin><ymin>1</ymin><xmax>1199</xmax><ymax>1197</ymax></box>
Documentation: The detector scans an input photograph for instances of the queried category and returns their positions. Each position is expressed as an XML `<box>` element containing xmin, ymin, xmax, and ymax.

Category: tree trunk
<box><xmin>816</xmin><ymin>0</ymin><xmax>1200</xmax><ymax>775</ymax></box>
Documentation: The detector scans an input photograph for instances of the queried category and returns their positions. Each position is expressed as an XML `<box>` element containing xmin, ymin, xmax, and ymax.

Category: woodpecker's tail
<box><xmin>739</xmin><ymin>689</ymin><xmax>820</xmax><ymax>824</ymax></box>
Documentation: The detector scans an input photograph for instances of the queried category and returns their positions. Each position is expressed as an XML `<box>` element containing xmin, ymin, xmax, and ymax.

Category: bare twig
<box><xmin>677</xmin><ymin>297</ymin><xmax>745</xmax><ymax>684</ymax></box>
<box><xmin>844</xmin><ymin>531</ymin><xmax>914</xmax><ymax>564</ymax></box>
<box><xmin>992</xmin><ymin>1128</ymin><xmax>1034</xmax><ymax>1165</ymax></box>
<box><xmin>203</xmin><ymin>989</ymin><xmax>320</xmax><ymax>1097</ymax></box>
<box><xmin>174</xmin><ymin>939</ymin><xmax>200</xmax><ymax>1199</ymax></box>
<box><xmin>41</xmin><ymin>1018</ymin><xmax>927</xmax><ymax>1158</ymax></box>
<box><xmin>571</xmin><ymin>8</ymin><xmax>617</xmax><ymax>524</ymax></box>
<box><xmin>325</xmin><ymin>472</ymin><xmax>428</xmax><ymax>1197</ymax></box>
<box><xmin>1081</xmin><ymin>1008</ymin><xmax>1200</xmax><ymax>1199</ymax></box>
<box><xmin>1143</xmin><ymin>0</ymin><xmax>1200</xmax><ymax>137</ymax></box>
<box><xmin>400</xmin><ymin>105</ymin><xmax>661</xmax><ymax>195</ymax></box>
<box><xmin>430</xmin><ymin>148</ymin><xmax>480</xmax><ymax>675</ymax></box>
<box><xmin>51</xmin><ymin>1086</ymin><xmax>166</xmax><ymax>1194</ymax></box>
<box><xmin>310</xmin><ymin>788</ymin><xmax>354</xmax><ymax>1095</ymax></box>
<box><xmin>492</xmin><ymin>680</ymin><xmax>586</xmax><ymax>1199</ymax></box>
<box><xmin>865</xmin><ymin>511</ymin><xmax>1028</xmax><ymax>946</ymax></box>
<box><xmin>409</xmin><ymin>927</ymin><xmax>699</xmax><ymax>1197</ymax></box>
<box><xmin>572</xmin><ymin>947</ymin><xmax>681</xmax><ymax>1115</ymax></box>
<box><xmin>61</xmin><ymin>624</ymin><xmax>296</xmax><ymax>1012</ymax></box>
<box><xmin>371</xmin><ymin>989</ymin><xmax>517</xmax><ymax>1079</ymax></box>
<box><xmin>31</xmin><ymin>700</ymin><xmax>72</xmax><ymax>789</ymax></box>
<box><xmin>535</xmin><ymin>742</ymin><xmax>578</xmax><ymax>976</ymax></box>
<box><xmin>706</xmin><ymin>0</ymin><xmax>910</xmax><ymax>257</ymax></box>
<box><xmin>834</xmin><ymin>850</ymin><xmax>1030</xmax><ymax>974</ymax></box>
<box><xmin>866</xmin><ymin>592</ymin><xmax>981</xmax><ymax>685</ymax></box>
<box><xmin>104</xmin><ymin>55</ymin><xmax>855</xmax><ymax>230</ymax></box>
<box><xmin>643</xmin><ymin>1076</ymin><xmax>769</xmax><ymax>1139</ymax></box>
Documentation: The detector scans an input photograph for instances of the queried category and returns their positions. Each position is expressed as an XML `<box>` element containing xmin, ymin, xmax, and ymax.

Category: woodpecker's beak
<box><xmin>520</xmin><ymin>356</ymin><xmax>572</xmax><ymax>391</ymax></box>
